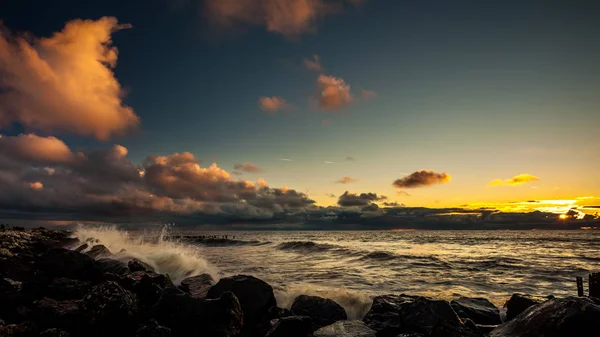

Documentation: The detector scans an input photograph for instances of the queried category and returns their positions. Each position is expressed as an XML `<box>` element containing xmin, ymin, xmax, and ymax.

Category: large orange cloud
<box><xmin>487</xmin><ymin>174</ymin><xmax>539</xmax><ymax>187</ymax></box>
<box><xmin>204</xmin><ymin>0</ymin><xmax>362</xmax><ymax>38</ymax></box>
<box><xmin>393</xmin><ymin>170</ymin><xmax>452</xmax><ymax>189</ymax></box>
<box><xmin>0</xmin><ymin>134</ymin><xmax>74</xmax><ymax>165</ymax></box>
<box><xmin>0</xmin><ymin>17</ymin><xmax>139</xmax><ymax>140</ymax></box>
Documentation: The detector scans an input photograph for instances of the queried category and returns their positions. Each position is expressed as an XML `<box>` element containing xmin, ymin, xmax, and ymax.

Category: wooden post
<box><xmin>589</xmin><ymin>273</ymin><xmax>600</xmax><ymax>298</ymax></box>
<box><xmin>576</xmin><ymin>277</ymin><xmax>584</xmax><ymax>296</ymax></box>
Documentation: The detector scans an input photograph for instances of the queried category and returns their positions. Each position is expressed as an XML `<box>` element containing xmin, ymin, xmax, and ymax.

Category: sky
<box><xmin>0</xmin><ymin>0</ymin><xmax>599</xmax><ymax>226</ymax></box>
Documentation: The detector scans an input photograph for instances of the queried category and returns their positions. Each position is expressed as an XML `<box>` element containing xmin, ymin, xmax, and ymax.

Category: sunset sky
<box><xmin>0</xmin><ymin>0</ymin><xmax>599</xmax><ymax>225</ymax></box>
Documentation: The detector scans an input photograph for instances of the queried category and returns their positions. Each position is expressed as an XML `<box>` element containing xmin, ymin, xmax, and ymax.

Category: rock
<box><xmin>73</xmin><ymin>244</ymin><xmax>88</xmax><ymax>253</ymax></box>
<box><xmin>39</xmin><ymin>328</ymin><xmax>70</xmax><ymax>337</ymax></box>
<box><xmin>179</xmin><ymin>273</ymin><xmax>214</xmax><ymax>299</ymax></box>
<box><xmin>46</xmin><ymin>278</ymin><xmax>91</xmax><ymax>300</ymax></box>
<box><xmin>491</xmin><ymin>296</ymin><xmax>600</xmax><ymax>337</ymax></box>
<box><xmin>154</xmin><ymin>287</ymin><xmax>243</xmax><ymax>337</ymax></box>
<box><xmin>0</xmin><ymin>321</ymin><xmax>37</xmax><ymax>337</ymax></box>
<box><xmin>314</xmin><ymin>320</ymin><xmax>376</xmax><ymax>337</ymax></box>
<box><xmin>207</xmin><ymin>275</ymin><xmax>277</xmax><ymax>336</ymax></box>
<box><xmin>85</xmin><ymin>245</ymin><xmax>112</xmax><ymax>258</ymax></box>
<box><xmin>113</xmin><ymin>271</ymin><xmax>174</xmax><ymax>309</ymax></box>
<box><xmin>38</xmin><ymin>249</ymin><xmax>98</xmax><ymax>281</ymax></box>
<box><xmin>451</xmin><ymin>297</ymin><xmax>501</xmax><ymax>325</ymax></box>
<box><xmin>129</xmin><ymin>259</ymin><xmax>155</xmax><ymax>273</ymax></box>
<box><xmin>504</xmin><ymin>294</ymin><xmax>543</xmax><ymax>321</ymax></box>
<box><xmin>363</xmin><ymin>294</ymin><xmax>476</xmax><ymax>337</ymax></box>
<box><xmin>82</xmin><ymin>281</ymin><xmax>139</xmax><ymax>336</ymax></box>
<box><xmin>94</xmin><ymin>258</ymin><xmax>129</xmax><ymax>275</ymax></box>
<box><xmin>136</xmin><ymin>320</ymin><xmax>172</xmax><ymax>337</ymax></box>
<box><xmin>266</xmin><ymin>316</ymin><xmax>313</xmax><ymax>337</ymax></box>
<box><xmin>291</xmin><ymin>295</ymin><xmax>347</xmax><ymax>330</ymax></box>
<box><xmin>33</xmin><ymin>298</ymin><xmax>84</xmax><ymax>333</ymax></box>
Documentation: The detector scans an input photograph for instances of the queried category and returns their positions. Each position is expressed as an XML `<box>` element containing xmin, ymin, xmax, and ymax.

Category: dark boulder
<box><xmin>451</xmin><ymin>297</ymin><xmax>501</xmax><ymax>325</ymax></box>
<box><xmin>39</xmin><ymin>328</ymin><xmax>70</xmax><ymax>337</ymax></box>
<box><xmin>363</xmin><ymin>294</ymin><xmax>477</xmax><ymax>337</ymax></box>
<box><xmin>33</xmin><ymin>298</ymin><xmax>84</xmax><ymax>332</ymax></box>
<box><xmin>491</xmin><ymin>296</ymin><xmax>600</xmax><ymax>337</ymax></box>
<box><xmin>94</xmin><ymin>258</ymin><xmax>129</xmax><ymax>275</ymax></box>
<box><xmin>0</xmin><ymin>321</ymin><xmax>38</xmax><ymax>337</ymax></box>
<box><xmin>266</xmin><ymin>316</ymin><xmax>313</xmax><ymax>337</ymax></box>
<box><xmin>129</xmin><ymin>259</ymin><xmax>155</xmax><ymax>273</ymax></box>
<box><xmin>291</xmin><ymin>295</ymin><xmax>347</xmax><ymax>330</ymax></box>
<box><xmin>314</xmin><ymin>320</ymin><xmax>376</xmax><ymax>337</ymax></box>
<box><xmin>38</xmin><ymin>249</ymin><xmax>98</xmax><ymax>281</ymax></box>
<box><xmin>136</xmin><ymin>320</ymin><xmax>172</xmax><ymax>337</ymax></box>
<box><xmin>504</xmin><ymin>294</ymin><xmax>543</xmax><ymax>321</ymax></box>
<box><xmin>82</xmin><ymin>281</ymin><xmax>139</xmax><ymax>336</ymax></box>
<box><xmin>73</xmin><ymin>244</ymin><xmax>88</xmax><ymax>253</ymax></box>
<box><xmin>154</xmin><ymin>287</ymin><xmax>243</xmax><ymax>337</ymax></box>
<box><xmin>85</xmin><ymin>245</ymin><xmax>111</xmax><ymax>258</ymax></box>
<box><xmin>46</xmin><ymin>278</ymin><xmax>91</xmax><ymax>300</ymax></box>
<box><xmin>179</xmin><ymin>273</ymin><xmax>214</xmax><ymax>299</ymax></box>
<box><xmin>114</xmin><ymin>271</ymin><xmax>174</xmax><ymax>309</ymax></box>
<box><xmin>206</xmin><ymin>275</ymin><xmax>277</xmax><ymax>336</ymax></box>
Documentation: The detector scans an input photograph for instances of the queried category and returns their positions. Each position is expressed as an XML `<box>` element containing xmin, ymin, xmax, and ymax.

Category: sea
<box><xmin>72</xmin><ymin>226</ymin><xmax>600</xmax><ymax>319</ymax></box>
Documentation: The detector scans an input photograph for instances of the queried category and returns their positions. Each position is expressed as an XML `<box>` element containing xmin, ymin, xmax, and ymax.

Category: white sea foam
<box><xmin>273</xmin><ymin>284</ymin><xmax>374</xmax><ymax>320</ymax></box>
<box><xmin>71</xmin><ymin>225</ymin><xmax>218</xmax><ymax>284</ymax></box>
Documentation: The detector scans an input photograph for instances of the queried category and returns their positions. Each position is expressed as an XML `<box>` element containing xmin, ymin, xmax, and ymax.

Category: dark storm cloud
<box><xmin>393</xmin><ymin>170</ymin><xmax>451</xmax><ymax>189</ymax></box>
<box><xmin>337</xmin><ymin>191</ymin><xmax>387</xmax><ymax>207</ymax></box>
<box><xmin>361</xmin><ymin>203</ymin><xmax>379</xmax><ymax>212</ymax></box>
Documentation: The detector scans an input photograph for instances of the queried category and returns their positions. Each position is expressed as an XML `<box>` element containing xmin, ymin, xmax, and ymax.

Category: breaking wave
<box><xmin>71</xmin><ymin>225</ymin><xmax>218</xmax><ymax>284</ymax></box>
<box><xmin>276</xmin><ymin>241</ymin><xmax>344</xmax><ymax>252</ymax></box>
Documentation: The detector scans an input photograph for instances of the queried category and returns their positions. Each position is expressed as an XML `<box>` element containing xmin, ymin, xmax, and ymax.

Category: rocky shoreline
<box><xmin>1</xmin><ymin>228</ymin><xmax>599</xmax><ymax>337</ymax></box>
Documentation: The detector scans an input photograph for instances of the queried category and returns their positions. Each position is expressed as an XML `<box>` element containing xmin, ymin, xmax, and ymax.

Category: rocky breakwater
<box><xmin>1</xmin><ymin>227</ymin><xmax>600</xmax><ymax>337</ymax></box>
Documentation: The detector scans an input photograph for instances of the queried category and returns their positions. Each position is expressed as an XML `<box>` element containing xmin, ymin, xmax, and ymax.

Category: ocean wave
<box><xmin>186</xmin><ymin>237</ymin><xmax>269</xmax><ymax>247</ymax></box>
<box><xmin>71</xmin><ymin>225</ymin><xmax>219</xmax><ymax>284</ymax></box>
<box><xmin>276</xmin><ymin>241</ymin><xmax>343</xmax><ymax>252</ymax></box>
<box><xmin>360</xmin><ymin>251</ymin><xmax>397</xmax><ymax>261</ymax></box>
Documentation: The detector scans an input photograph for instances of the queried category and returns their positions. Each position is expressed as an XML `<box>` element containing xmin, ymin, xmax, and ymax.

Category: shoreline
<box><xmin>1</xmin><ymin>227</ymin><xmax>599</xmax><ymax>337</ymax></box>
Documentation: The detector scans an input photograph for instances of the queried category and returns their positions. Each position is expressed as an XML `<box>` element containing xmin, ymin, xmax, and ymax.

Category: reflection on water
<box><xmin>177</xmin><ymin>230</ymin><xmax>599</xmax><ymax>315</ymax></box>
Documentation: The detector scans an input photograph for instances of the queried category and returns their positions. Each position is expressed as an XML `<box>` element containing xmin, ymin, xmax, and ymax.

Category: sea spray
<box><xmin>72</xmin><ymin>225</ymin><xmax>219</xmax><ymax>284</ymax></box>
<box><xmin>273</xmin><ymin>284</ymin><xmax>374</xmax><ymax>320</ymax></box>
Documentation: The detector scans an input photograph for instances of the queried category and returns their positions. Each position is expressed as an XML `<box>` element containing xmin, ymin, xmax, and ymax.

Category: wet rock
<box><xmin>154</xmin><ymin>287</ymin><xmax>243</xmax><ymax>337</ymax></box>
<box><xmin>266</xmin><ymin>316</ymin><xmax>313</xmax><ymax>337</ymax></box>
<box><xmin>85</xmin><ymin>245</ymin><xmax>112</xmax><ymax>258</ymax></box>
<box><xmin>451</xmin><ymin>297</ymin><xmax>501</xmax><ymax>325</ymax></box>
<box><xmin>38</xmin><ymin>249</ymin><xmax>98</xmax><ymax>281</ymax></box>
<box><xmin>363</xmin><ymin>294</ymin><xmax>476</xmax><ymax>337</ymax></box>
<box><xmin>504</xmin><ymin>294</ymin><xmax>543</xmax><ymax>321</ymax></box>
<box><xmin>179</xmin><ymin>273</ymin><xmax>214</xmax><ymax>299</ymax></box>
<box><xmin>33</xmin><ymin>298</ymin><xmax>84</xmax><ymax>332</ymax></box>
<box><xmin>291</xmin><ymin>295</ymin><xmax>347</xmax><ymax>330</ymax></box>
<box><xmin>94</xmin><ymin>258</ymin><xmax>129</xmax><ymax>275</ymax></box>
<box><xmin>0</xmin><ymin>321</ymin><xmax>37</xmax><ymax>337</ymax></box>
<box><xmin>39</xmin><ymin>328</ymin><xmax>70</xmax><ymax>337</ymax></box>
<box><xmin>136</xmin><ymin>320</ymin><xmax>172</xmax><ymax>337</ymax></box>
<box><xmin>491</xmin><ymin>296</ymin><xmax>600</xmax><ymax>337</ymax></box>
<box><xmin>129</xmin><ymin>258</ymin><xmax>155</xmax><ymax>273</ymax></box>
<box><xmin>73</xmin><ymin>244</ymin><xmax>88</xmax><ymax>253</ymax></box>
<box><xmin>46</xmin><ymin>278</ymin><xmax>91</xmax><ymax>300</ymax></box>
<box><xmin>82</xmin><ymin>281</ymin><xmax>139</xmax><ymax>336</ymax></box>
<box><xmin>313</xmin><ymin>320</ymin><xmax>376</xmax><ymax>337</ymax></box>
<box><xmin>207</xmin><ymin>274</ymin><xmax>277</xmax><ymax>336</ymax></box>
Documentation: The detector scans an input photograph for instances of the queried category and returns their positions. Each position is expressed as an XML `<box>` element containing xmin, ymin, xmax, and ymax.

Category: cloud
<box><xmin>0</xmin><ymin>135</ymin><xmax>315</xmax><ymax>221</ymax></box>
<box><xmin>338</xmin><ymin>191</ymin><xmax>387</xmax><ymax>207</ymax></box>
<box><xmin>393</xmin><ymin>170</ymin><xmax>452</xmax><ymax>189</ymax></box>
<box><xmin>0</xmin><ymin>134</ymin><xmax>74</xmax><ymax>165</ymax></box>
<box><xmin>326</xmin><ymin>193</ymin><xmax>337</xmax><ymax>198</ymax></box>
<box><xmin>317</xmin><ymin>75</ymin><xmax>354</xmax><ymax>111</ymax></box>
<box><xmin>233</xmin><ymin>162</ymin><xmax>263</xmax><ymax>173</ymax></box>
<box><xmin>488</xmin><ymin>174</ymin><xmax>540</xmax><ymax>187</ymax></box>
<box><xmin>279</xmin><ymin>158</ymin><xmax>293</xmax><ymax>161</ymax></box>
<box><xmin>27</xmin><ymin>182</ymin><xmax>43</xmax><ymax>190</ymax></box>
<box><xmin>0</xmin><ymin>17</ymin><xmax>139</xmax><ymax>140</ymax></box>
<box><xmin>258</xmin><ymin>96</ymin><xmax>292</xmax><ymax>113</ymax></box>
<box><xmin>382</xmin><ymin>201</ymin><xmax>403</xmax><ymax>207</ymax></box>
<box><xmin>345</xmin><ymin>156</ymin><xmax>354</xmax><ymax>161</ymax></box>
<box><xmin>303</xmin><ymin>54</ymin><xmax>323</xmax><ymax>72</ymax></box>
<box><xmin>335</xmin><ymin>176</ymin><xmax>357</xmax><ymax>184</ymax></box>
<box><xmin>361</xmin><ymin>89</ymin><xmax>377</xmax><ymax>101</ymax></box>
<box><xmin>204</xmin><ymin>0</ymin><xmax>362</xmax><ymax>38</ymax></box>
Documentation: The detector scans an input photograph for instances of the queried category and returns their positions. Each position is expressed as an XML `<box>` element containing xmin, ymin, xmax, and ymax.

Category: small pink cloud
<box><xmin>258</xmin><ymin>96</ymin><xmax>292</xmax><ymax>113</ymax></box>
<box><xmin>317</xmin><ymin>75</ymin><xmax>353</xmax><ymax>111</ymax></box>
